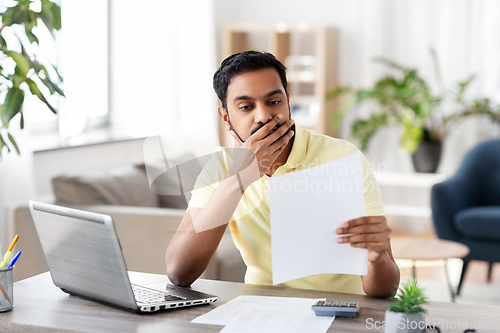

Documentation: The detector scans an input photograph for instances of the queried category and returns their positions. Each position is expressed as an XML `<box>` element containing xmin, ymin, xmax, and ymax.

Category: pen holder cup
<box><xmin>0</xmin><ymin>267</ymin><xmax>13</xmax><ymax>312</ymax></box>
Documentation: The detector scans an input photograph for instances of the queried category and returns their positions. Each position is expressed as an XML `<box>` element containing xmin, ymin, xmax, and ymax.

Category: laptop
<box><xmin>29</xmin><ymin>200</ymin><xmax>218</xmax><ymax>313</ymax></box>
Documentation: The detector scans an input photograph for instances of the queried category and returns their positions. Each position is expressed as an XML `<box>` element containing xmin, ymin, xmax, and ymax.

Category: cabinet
<box><xmin>374</xmin><ymin>171</ymin><xmax>447</xmax><ymax>234</ymax></box>
<box><xmin>219</xmin><ymin>24</ymin><xmax>338</xmax><ymax>146</ymax></box>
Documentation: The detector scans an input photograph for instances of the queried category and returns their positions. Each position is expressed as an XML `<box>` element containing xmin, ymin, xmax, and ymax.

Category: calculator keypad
<box><xmin>312</xmin><ymin>300</ymin><xmax>360</xmax><ymax>317</ymax></box>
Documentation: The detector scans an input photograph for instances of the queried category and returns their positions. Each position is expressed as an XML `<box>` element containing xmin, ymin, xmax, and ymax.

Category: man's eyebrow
<box><xmin>233</xmin><ymin>89</ymin><xmax>284</xmax><ymax>103</ymax></box>
<box><xmin>264</xmin><ymin>89</ymin><xmax>284</xmax><ymax>98</ymax></box>
<box><xmin>234</xmin><ymin>95</ymin><xmax>252</xmax><ymax>102</ymax></box>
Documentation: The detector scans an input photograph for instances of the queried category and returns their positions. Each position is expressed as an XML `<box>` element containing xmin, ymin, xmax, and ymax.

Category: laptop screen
<box><xmin>29</xmin><ymin>201</ymin><xmax>138</xmax><ymax>311</ymax></box>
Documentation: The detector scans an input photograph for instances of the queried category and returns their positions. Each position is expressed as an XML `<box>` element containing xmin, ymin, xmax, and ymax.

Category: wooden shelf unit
<box><xmin>219</xmin><ymin>24</ymin><xmax>338</xmax><ymax>146</ymax></box>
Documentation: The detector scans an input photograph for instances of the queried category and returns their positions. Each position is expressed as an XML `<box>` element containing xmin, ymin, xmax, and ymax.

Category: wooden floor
<box><xmin>399</xmin><ymin>259</ymin><xmax>500</xmax><ymax>284</ymax></box>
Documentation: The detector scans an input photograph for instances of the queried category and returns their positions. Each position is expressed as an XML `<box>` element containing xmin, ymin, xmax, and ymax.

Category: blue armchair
<box><xmin>431</xmin><ymin>138</ymin><xmax>500</xmax><ymax>295</ymax></box>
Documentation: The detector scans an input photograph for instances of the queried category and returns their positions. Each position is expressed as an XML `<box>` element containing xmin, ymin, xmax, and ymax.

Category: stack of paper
<box><xmin>192</xmin><ymin>295</ymin><xmax>334</xmax><ymax>333</ymax></box>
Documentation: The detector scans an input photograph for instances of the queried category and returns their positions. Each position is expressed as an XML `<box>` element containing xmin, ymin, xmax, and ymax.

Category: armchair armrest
<box><xmin>431</xmin><ymin>175</ymin><xmax>477</xmax><ymax>240</ymax></box>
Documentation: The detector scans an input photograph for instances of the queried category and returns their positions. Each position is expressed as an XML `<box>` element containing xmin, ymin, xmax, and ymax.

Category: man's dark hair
<box><xmin>213</xmin><ymin>51</ymin><xmax>288</xmax><ymax>109</ymax></box>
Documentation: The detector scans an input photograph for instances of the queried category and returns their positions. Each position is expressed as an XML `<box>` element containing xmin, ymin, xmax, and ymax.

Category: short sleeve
<box><xmin>186</xmin><ymin>149</ymin><xmax>228</xmax><ymax>211</ymax></box>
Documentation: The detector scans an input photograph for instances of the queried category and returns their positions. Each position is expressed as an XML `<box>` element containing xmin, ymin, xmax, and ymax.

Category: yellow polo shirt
<box><xmin>187</xmin><ymin>125</ymin><xmax>384</xmax><ymax>294</ymax></box>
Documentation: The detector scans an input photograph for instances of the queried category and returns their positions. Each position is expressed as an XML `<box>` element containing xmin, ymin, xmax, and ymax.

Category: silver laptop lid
<box><xmin>29</xmin><ymin>201</ymin><xmax>138</xmax><ymax>311</ymax></box>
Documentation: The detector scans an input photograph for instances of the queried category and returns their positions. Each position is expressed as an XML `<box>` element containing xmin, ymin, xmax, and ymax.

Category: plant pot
<box><xmin>411</xmin><ymin>141</ymin><xmax>442</xmax><ymax>173</ymax></box>
<box><xmin>385</xmin><ymin>310</ymin><xmax>426</xmax><ymax>333</ymax></box>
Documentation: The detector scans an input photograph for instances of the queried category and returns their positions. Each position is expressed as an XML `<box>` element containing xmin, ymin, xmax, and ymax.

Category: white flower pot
<box><xmin>384</xmin><ymin>310</ymin><xmax>426</xmax><ymax>333</ymax></box>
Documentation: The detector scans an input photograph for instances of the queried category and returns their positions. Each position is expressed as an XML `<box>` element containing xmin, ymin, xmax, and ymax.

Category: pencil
<box><xmin>0</xmin><ymin>282</ymin><xmax>10</xmax><ymax>303</ymax></box>
<box><xmin>7</xmin><ymin>235</ymin><xmax>19</xmax><ymax>252</ymax></box>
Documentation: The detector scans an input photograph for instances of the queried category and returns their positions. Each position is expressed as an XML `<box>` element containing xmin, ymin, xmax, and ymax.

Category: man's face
<box><xmin>219</xmin><ymin>67</ymin><xmax>290</xmax><ymax>142</ymax></box>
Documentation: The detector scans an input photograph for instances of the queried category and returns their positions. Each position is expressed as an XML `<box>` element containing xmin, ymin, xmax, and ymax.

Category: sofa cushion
<box><xmin>453</xmin><ymin>206</ymin><xmax>500</xmax><ymax>242</ymax></box>
<box><xmin>52</xmin><ymin>164</ymin><xmax>160</xmax><ymax>207</ymax></box>
<box><xmin>139</xmin><ymin>161</ymin><xmax>188</xmax><ymax>209</ymax></box>
<box><xmin>144</xmin><ymin>151</ymin><xmax>210</xmax><ymax>209</ymax></box>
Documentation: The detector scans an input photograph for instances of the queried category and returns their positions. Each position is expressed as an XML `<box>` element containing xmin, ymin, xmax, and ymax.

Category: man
<box><xmin>166</xmin><ymin>51</ymin><xmax>399</xmax><ymax>297</ymax></box>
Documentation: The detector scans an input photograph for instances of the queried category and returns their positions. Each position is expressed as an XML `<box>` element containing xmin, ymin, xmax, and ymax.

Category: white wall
<box><xmin>213</xmin><ymin>0</ymin><xmax>500</xmax><ymax>174</ymax></box>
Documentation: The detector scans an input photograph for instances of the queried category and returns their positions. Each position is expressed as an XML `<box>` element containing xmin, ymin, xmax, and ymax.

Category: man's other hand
<box><xmin>335</xmin><ymin>216</ymin><xmax>391</xmax><ymax>264</ymax></box>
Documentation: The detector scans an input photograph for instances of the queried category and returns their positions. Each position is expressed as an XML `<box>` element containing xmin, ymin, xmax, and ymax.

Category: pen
<box><xmin>7</xmin><ymin>251</ymin><xmax>21</xmax><ymax>269</ymax></box>
<box><xmin>0</xmin><ymin>235</ymin><xmax>19</xmax><ymax>269</ymax></box>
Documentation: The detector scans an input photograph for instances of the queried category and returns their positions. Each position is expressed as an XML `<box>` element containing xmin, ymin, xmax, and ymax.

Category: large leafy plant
<box><xmin>387</xmin><ymin>278</ymin><xmax>427</xmax><ymax>314</ymax></box>
<box><xmin>328</xmin><ymin>49</ymin><xmax>500</xmax><ymax>152</ymax></box>
<box><xmin>0</xmin><ymin>0</ymin><xmax>64</xmax><ymax>157</ymax></box>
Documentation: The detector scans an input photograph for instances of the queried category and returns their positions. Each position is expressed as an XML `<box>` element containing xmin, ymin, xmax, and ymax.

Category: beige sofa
<box><xmin>13</xmin><ymin>160</ymin><xmax>247</xmax><ymax>283</ymax></box>
<box><xmin>14</xmin><ymin>204</ymin><xmax>246</xmax><ymax>283</ymax></box>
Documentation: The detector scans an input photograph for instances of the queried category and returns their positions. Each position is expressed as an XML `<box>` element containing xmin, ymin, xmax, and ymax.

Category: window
<box><xmin>16</xmin><ymin>0</ymin><xmax>110</xmax><ymax>138</ymax></box>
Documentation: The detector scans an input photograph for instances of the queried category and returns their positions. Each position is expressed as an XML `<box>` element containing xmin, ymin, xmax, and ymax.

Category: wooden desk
<box><xmin>2</xmin><ymin>272</ymin><xmax>498</xmax><ymax>333</ymax></box>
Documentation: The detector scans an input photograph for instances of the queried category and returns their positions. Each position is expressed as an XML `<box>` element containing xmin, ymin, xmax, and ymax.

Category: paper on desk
<box><xmin>269</xmin><ymin>153</ymin><xmax>367</xmax><ymax>285</ymax></box>
<box><xmin>192</xmin><ymin>295</ymin><xmax>333</xmax><ymax>333</ymax></box>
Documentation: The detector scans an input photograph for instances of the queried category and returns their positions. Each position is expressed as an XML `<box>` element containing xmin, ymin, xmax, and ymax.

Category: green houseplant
<box><xmin>328</xmin><ymin>49</ymin><xmax>500</xmax><ymax>172</ymax></box>
<box><xmin>385</xmin><ymin>278</ymin><xmax>427</xmax><ymax>333</ymax></box>
<box><xmin>0</xmin><ymin>0</ymin><xmax>64</xmax><ymax>157</ymax></box>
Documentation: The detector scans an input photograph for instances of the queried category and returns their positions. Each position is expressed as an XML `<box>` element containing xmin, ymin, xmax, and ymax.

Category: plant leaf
<box><xmin>3</xmin><ymin>3</ymin><xmax>29</xmax><ymax>25</ymax></box>
<box><xmin>0</xmin><ymin>133</ymin><xmax>10</xmax><ymax>154</ymax></box>
<box><xmin>20</xmin><ymin>111</ymin><xmax>24</xmax><ymax>129</ymax></box>
<box><xmin>0</xmin><ymin>35</ymin><xmax>7</xmax><ymax>48</ymax></box>
<box><xmin>12</xmin><ymin>74</ymin><xmax>25</xmax><ymax>86</ymax></box>
<box><xmin>40</xmin><ymin>0</ymin><xmax>62</xmax><ymax>32</ymax></box>
<box><xmin>25</xmin><ymin>23</ymin><xmax>39</xmax><ymax>45</ymax></box>
<box><xmin>386</xmin><ymin>278</ymin><xmax>427</xmax><ymax>314</ymax></box>
<box><xmin>352</xmin><ymin>113</ymin><xmax>389</xmax><ymax>150</ymax></box>
<box><xmin>430</xmin><ymin>46</ymin><xmax>445</xmax><ymax>96</ymax></box>
<box><xmin>49</xmin><ymin>1</ymin><xmax>62</xmax><ymax>30</ymax></box>
<box><xmin>25</xmin><ymin>78</ymin><xmax>57</xmax><ymax>114</ymax></box>
<box><xmin>40</xmin><ymin>76</ymin><xmax>65</xmax><ymax>97</ymax></box>
<box><xmin>38</xmin><ymin>0</ymin><xmax>54</xmax><ymax>32</ymax></box>
<box><xmin>7</xmin><ymin>132</ymin><xmax>20</xmax><ymax>155</ymax></box>
<box><xmin>373</xmin><ymin>57</ymin><xmax>412</xmax><ymax>73</ymax></box>
<box><xmin>326</xmin><ymin>86</ymin><xmax>351</xmax><ymax>100</ymax></box>
<box><xmin>29</xmin><ymin>58</ymin><xmax>43</xmax><ymax>74</ymax></box>
<box><xmin>24</xmin><ymin>9</ymin><xmax>39</xmax><ymax>44</ymax></box>
<box><xmin>8</xmin><ymin>51</ymin><xmax>30</xmax><ymax>77</ymax></box>
<box><xmin>455</xmin><ymin>75</ymin><xmax>476</xmax><ymax>103</ymax></box>
<box><xmin>1</xmin><ymin>87</ymin><xmax>25</xmax><ymax>125</ymax></box>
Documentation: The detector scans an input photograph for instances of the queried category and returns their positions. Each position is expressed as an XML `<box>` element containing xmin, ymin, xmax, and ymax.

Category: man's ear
<box><xmin>218</xmin><ymin>106</ymin><xmax>231</xmax><ymax>132</ymax></box>
<box><xmin>286</xmin><ymin>92</ymin><xmax>292</xmax><ymax>117</ymax></box>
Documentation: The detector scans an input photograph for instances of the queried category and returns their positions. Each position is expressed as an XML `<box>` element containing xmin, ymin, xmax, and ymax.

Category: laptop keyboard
<box><xmin>132</xmin><ymin>284</ymin><xmax>184</xmax><ymax>304</ymax></box>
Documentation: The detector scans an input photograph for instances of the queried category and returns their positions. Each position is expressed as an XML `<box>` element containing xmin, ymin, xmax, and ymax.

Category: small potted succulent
<box><xmin>385</xmin><ymin>278</ymin><xmax>428</xmax><ymax>333</ymax></box>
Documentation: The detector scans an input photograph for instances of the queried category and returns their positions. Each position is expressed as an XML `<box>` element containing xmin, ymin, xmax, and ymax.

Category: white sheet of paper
<box><xmin>269</xmin><ymin>153</ymin><xmax>367</xmax><ymax>285</ymax></box>
<box><xmin>191</xmin><ymin>295</ymin><xmax>333</xmax><ymax>333</ymax></box>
